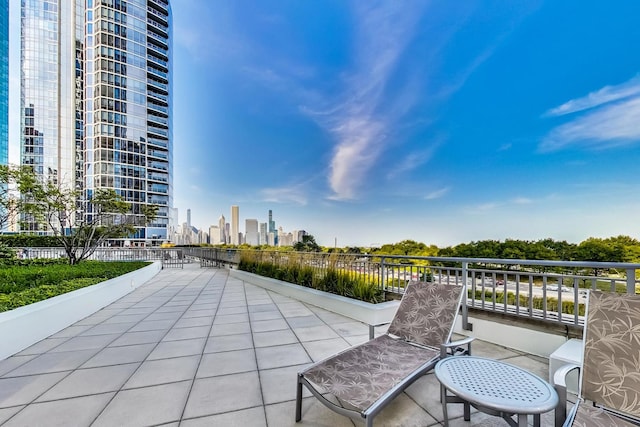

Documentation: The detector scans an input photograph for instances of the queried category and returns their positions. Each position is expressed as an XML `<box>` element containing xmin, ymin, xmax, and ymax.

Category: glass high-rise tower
<box><xmin>20</xmin><ymin>0</ymin><xmax>173</xmax><ymax>244</ymax></box>
<box><xmin>0</xmin><ymin>0</ymin><xmax>8</xmax><ymax>167</ymax></box>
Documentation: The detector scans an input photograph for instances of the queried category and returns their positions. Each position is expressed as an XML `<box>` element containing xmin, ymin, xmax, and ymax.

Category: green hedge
<box><xmin>0</xmin><ymin>235</ymin><xmax>61</xmax><ymax>247</ymax></box>
<box><xmin>471</xmin><ymin>289</ymin><xmax>586</xmax><ymax>316</ymax></box>
<box><xmin>238</xmin><ymin>253</ymin><xmax>383</xmax><ymax>303</ymax></box>
<box><xmin>0</xmin><ymin>261</ymin><xmax>150</xmax><ymax>295</ymax></box>
<box><xmin>0</xmin><ymin>278</ymin><xmax>105</xmax><ymax>312</ymax></box>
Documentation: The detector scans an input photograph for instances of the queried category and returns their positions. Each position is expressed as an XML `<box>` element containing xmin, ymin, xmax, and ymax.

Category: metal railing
<box><xmin>14</xmin><ymin>247</ymin><xmax>640</xmax><ymax>328</ymax></box>
<box><xmin>183</xmin><ymin>248</ymin><xmax>640</xmax><ymax>328</ymax></box>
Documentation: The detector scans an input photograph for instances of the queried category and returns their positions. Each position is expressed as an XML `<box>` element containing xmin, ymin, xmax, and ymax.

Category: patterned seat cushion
<box><xmin>582</xmin><ymin>291</ymin><xmax>640</xmax><ymax>418</ymax></box>
<box><xmin>302</xmin><ymin>334</ymin><xmax>439</xmax><ymax>412</ymax></box>
<box><xmin>572</xmin><ymin>402</ymin><xmax>639</xmax><ymax>427</ymax></box>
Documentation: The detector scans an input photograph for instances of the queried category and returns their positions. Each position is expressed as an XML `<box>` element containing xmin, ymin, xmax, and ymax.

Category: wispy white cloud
<box><xmin>425</xmin><ymin>187</ymin><xmax>451</xmax><ymax>200</ymax></box>
<box><xmin>541</xmin><ymin>76</ymin><xmax>640</xmax><ymax>151</ymax></box>
<box><xmin>541</xmin><ymin>96</ymin><xmax>640</xmax><ymax>151</ymax></box>
<box><xmin>386</xmin><ymin>146</ymin><xmax>438</xmax><ymax>180</ymax></box>
<box><xmin>475</xmin><ymin>202</ymin><xmax>498</xmax><ymax>211</ymax></box>
<box><xmin>318</xmin><ymin>3</ymin><xmax>426</xmax><ymax>200</ymax></box>
<box><xmin>469</xmin><ymin>195</ymin><xmax>536</xmax><ymax>212</ymax></box>
<box><xmin>512</xmin><ymin>197</ymin><xmax>533</xmax><ymax>204</ymax></box>
<box><xmin>545</xmin><ymin>75</ymin><xmax>640</xmax><ymax>116</ymax></box>
<box><xmin>260</xmin><ymin>186</ymin><xmax>308</xmax><ymax>206</ymax></box>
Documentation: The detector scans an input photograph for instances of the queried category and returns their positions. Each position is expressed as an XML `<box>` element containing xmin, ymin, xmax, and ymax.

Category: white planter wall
<box><xmin>229</xmin><ymin>269</ymin><xmax>400</xmax><ymax>326</ymax></box>
<box><xmin>0</xmin><ymin>261</ymin><xmax>161</xmax><ymax>360</ymax></box>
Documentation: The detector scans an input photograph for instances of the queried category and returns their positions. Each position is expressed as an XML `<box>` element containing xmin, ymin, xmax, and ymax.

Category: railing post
<box><xmin>627</xmin><ymin>268</ymin><xmax>636</xmax><ymax>294</ymax></box>
<box><xmin>380</xmin><ymin>257</ymin><xmax>386</xmax><ymax>293</ymax></box>
<box><xmin>461</xmin><ymin>262</ymin><xmax>472</xmax><ymax>331</ymax></box>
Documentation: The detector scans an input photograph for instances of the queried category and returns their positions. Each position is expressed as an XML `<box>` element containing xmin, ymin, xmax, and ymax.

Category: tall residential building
<box><xmin>245</xmin><ymin>218</ymin><xmax>258</xmax><ymax>246</ymax></box>
<box><xmin>230</xmin><ymin>205</ymin><xmax>239</xmax><ymax>245</ymax></box>
<box><xmin>0</xmin><ymin>0</ymin><xmax>8</xmax><ymax>166</ymax></box>
<box><xmin>20</xmin><ymin>1</ymin><xmax>81</xmax><ymax>218</ymax></box>
<box><xmin>19</xmin><ymin>0</ymin><xmax>173</xmax><ymax>244</ymax></box>
<box><xmin>186</xmin><ymin>209</ymin><xmax>191</xmax><ymax>228</ymax></box>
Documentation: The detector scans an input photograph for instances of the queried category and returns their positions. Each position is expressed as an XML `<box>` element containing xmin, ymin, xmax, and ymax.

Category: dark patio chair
<box><xmin>296</xmin><ymin>281</ymin><xmax>473</xmax><ymax>427</ymax></box>
<box><xmin>554</xmin><ymin>290</ymin><xmax>640</xmax><ymax>427</ymax></box>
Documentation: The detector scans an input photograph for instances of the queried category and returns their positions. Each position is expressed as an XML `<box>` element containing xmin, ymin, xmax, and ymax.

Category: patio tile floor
<box><xmin>0</xmin><ymin>264</ymin><xmax>556</xmax><ymax>426</ymax></box>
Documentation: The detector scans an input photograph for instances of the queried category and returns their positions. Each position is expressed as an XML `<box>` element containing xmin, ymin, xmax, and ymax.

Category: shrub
<box><xmin>470</xmin><ymin>289</ymin><xmax>585</xmax><ymax>316</ymax></box>
<box><xmin>237</xmin><ymin>251</ymin><xmax>383</xmax><ymax>303</ymax></box>
<box><xmin>0</xmin><ymin>278</ymin><xmax>104</xmax><ymax>312</ymax></box>
<box><xmin>0</xmin><ymin>261</ymin><xmax>150</xmax><ymax>295</ymax></box>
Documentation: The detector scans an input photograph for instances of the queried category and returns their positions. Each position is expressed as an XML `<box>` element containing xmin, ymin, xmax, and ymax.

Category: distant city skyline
<box><xmin>169</xmin><ymin>1</ymin><xmax>640</xmax><ymax>247</ymax></box>
<box><xmin>173</xmin><ymin>205</ymin><xmax>308</xmax><ymax>247</ymax></box>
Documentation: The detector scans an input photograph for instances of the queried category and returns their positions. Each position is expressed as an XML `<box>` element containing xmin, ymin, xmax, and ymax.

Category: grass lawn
<box><xmin>0</xmin><ymin>260</ymin><xmax>151</xmax><ymax>312</ymax></box>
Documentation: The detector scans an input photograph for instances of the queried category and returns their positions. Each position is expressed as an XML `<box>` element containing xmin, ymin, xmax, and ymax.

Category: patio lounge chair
<box><xmin>296</xmin><ymin>281</ymin><xmax>473</xmax><ymax>427</ymax></box>
<box><xmin>554</xmin><ymin>290</ymin><xmax>640</xmax><ymax>427</ymax></box>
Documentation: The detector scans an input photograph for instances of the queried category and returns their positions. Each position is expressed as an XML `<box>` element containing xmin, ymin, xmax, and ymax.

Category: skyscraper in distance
<box><xmin>259</xmin><ymin>222</ymin><xmax>267</xmax><ymax>246</ymax></box>
<box><xmin>245</xmin><ymin>218</ymin><xmax>258</xmax><ymax>246</ymax></box>
<box><xmin>218</xmin><ymin>214</ymin><xmax>226</xmax><ymax>244</ymax></box>
<box><xmin>19</xmin><ymin>0</ymin><xmax>173</xmax><ymax>243</ymax></box>
<box><xmin>231</xmin><ymin>205</ymin><xmax>239</xmax><ymax>245</ymax></box>
<box><xmin>268</xmin><ymin>209</ymin><xmax>278</xmax><ymax>245</ymax></box>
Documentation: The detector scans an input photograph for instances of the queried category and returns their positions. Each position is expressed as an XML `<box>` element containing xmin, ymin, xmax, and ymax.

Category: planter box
<box><xmin>0</xmin><ymin>261</ymin><xmax>162</xmax><ymax>361</ymax></box>
<box><xmin>230</xmin><ymin>269</ymin><xmax>400</xmax><ymax>328</ymax></box>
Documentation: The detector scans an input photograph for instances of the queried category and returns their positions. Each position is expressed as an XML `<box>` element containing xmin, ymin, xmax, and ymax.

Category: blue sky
<box><xmin>171</xmin><ymin>0</ymin><xmax>640</xmax><ymax>247</ymax></box>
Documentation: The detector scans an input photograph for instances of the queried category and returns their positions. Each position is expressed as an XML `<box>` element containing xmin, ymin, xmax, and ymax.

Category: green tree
<box><xmin>575</xmin><ymin>237</ymin><xmax>625</xmax><ymax>276</ymax></box>
<box><xmin>0</xmin><ymin>165</ymin><xmax>38</xmax><ymax>232</ymax></box>
<box><xmin>293</xmin><ymin>234</ymin><xmax>321</xmax><ymax>252</ymax></box>
<box><xmin>18</xmin><ymin>174</ymin><xmax>157</xmax><ymax>265</ymax></box>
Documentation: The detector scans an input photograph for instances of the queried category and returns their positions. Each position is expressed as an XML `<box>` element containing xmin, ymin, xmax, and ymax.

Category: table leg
<box><xmin>533</xmin><ymin>413</ymin><xmax>540</xmax><ymax>427</ymax></box>
<box><xmin>440</xmin><ymin>385</ymin><xmax>450</xmax><ymax>427</ymax></box>
<box><xmin>517</xmin><ymin>414</ymin><xmax>528</xmax><ymax>427</ymax></box>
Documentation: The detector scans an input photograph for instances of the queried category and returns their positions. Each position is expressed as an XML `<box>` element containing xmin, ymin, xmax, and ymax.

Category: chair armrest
<box><xmin>368</xmin><ymin>322</ymin><xmax>392</xmax><ymax>339</ymax></box>
<box><xmin>441</xmin><ymin>336</ymin><xmax>475</xmax><ymax>358</ymax></box>
<box><xmin>553</xmin><ymin>364</ymin><xmax>580</xmax><ymax>427</ymax></box>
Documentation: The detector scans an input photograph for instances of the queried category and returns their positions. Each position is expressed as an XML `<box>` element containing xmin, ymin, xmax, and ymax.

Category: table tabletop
<box><xmin>435</xmin><ymin>356</ymin><xmax>559</xmax><ymax>415</ymax></box>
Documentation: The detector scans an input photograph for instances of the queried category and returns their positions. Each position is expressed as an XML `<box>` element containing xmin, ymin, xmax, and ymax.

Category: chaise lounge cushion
<box><xmin>582</xmin><ymin>291</ymin><xmax>640</xmax><ymax>418</ymax></box>
<box><xmin>572</xmin><ymin>403</ymin><xmax>638</xmax><ymax>427</ymax></box>
<box><xmin>303</xmin><ymin>334</ymin><xmax>439</xmax><ymax>411</ymax></box>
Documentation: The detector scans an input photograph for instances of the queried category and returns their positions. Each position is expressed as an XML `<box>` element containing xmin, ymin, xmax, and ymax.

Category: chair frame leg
<box><xmin>295</xmin><ymin>375</ymin><xmax>303</xmax><ymax>422</ymax></box>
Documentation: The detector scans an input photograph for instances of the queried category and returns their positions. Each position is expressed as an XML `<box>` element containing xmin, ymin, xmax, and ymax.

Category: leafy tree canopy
<box><xmin>4</xmin><ymin>168</ymin><xmax>158</xmax><ymax>264</ymax></box>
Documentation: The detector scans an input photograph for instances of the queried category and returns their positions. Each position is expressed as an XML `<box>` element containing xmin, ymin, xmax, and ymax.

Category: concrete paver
<box><xmin>0</xmin><ymin>265</ymin><xmax>553</xmax><ymax>426</ymax></box>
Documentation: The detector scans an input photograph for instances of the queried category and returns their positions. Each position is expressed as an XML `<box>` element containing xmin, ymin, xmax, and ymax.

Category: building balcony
<box><xmin>147</xmin><ymin>19</ymin><xmax>169</xmax><ymax>39</ymax></box>
<box><xmin>148</xmin><ymin>125</ymin><xmax>169</xmax><ymax>138</ymax></box>
<box><xmin>147</xmin><ymin>137</ymin><xmax>168</xmax><ymax>148</ymax></box>
<box><xmin>147</xmin><ymin>53</ymin><xmax>169</xmax><ymax>72</ymax></box>
<box><xmin>147</xmin><ymin>6</ymin><xmax>169</xmax><ymax>26</ymax></box>
<box><xmin>147</xmin><ymin>102</ymin><xmax>169</xmax><ymax>117</ymax></box>
<box><xmin>147</xmin><ymin>78</ymin><xmax>169</xmax><ymax>94</ymax></box>
<box><xmin>0</xmin><ymin>259</ymin><xmax>588</xmax><ymax>426</ymax></box>
<box><xmin>146</xmin><ymin>40</ymin><xmax>169</xmax><ymax>60</ymax></box>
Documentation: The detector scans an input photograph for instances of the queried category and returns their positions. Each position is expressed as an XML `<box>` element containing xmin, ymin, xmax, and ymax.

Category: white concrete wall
<box><xmin>454</xmin><ymin>314</ymin><xmax>568</xmax><ymax>358</ymax></box>
<box><xmin>230</xmin><ymin>269</ymin><xmax>400</xmax><ymax>326</ymax></box>
<box><xmin>0</xmin><ymin>261</ymin><xmax>162</xmax><ymax>360</ymax></box>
